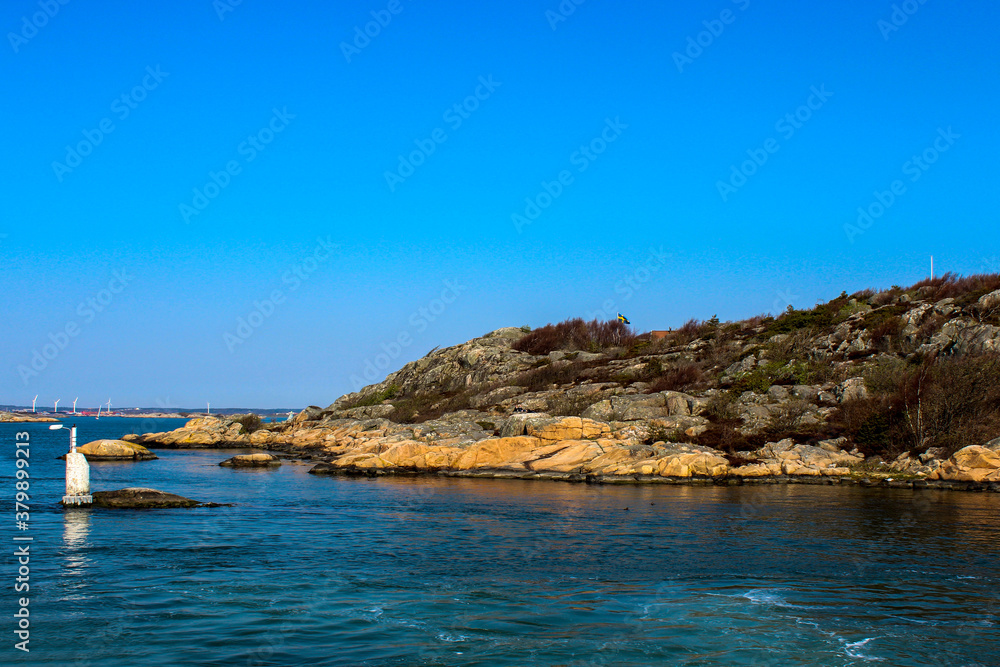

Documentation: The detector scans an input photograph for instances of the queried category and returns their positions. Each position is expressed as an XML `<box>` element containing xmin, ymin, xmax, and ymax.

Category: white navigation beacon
<box><xmin>50</xmin><ymin>424</ymin><xmax>92</xmax><ymax>506</ymax></box>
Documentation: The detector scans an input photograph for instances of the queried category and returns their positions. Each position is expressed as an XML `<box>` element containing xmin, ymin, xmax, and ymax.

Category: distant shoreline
<box><xmin>0</xmin><ymin>411</ymin><xmax>58</xmax><ymax>423</ymax></box>
<box><xmin>116</xmin><ymin>413</ymin><xmax>190</xmax><ymax>419</ymax></box>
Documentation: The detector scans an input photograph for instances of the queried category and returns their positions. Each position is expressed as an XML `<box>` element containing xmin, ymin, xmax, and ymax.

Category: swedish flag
<box><xmin>617</xmin><ymin>313</ymin><xmax>630</xmax><ymax>325</ymax></box>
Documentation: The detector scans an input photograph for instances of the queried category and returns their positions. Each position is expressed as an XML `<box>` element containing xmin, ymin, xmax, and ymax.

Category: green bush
<box><xmin>837</xmin><ymin>300</ymin><xmax>871</xmax><ymax>319</ymax></box>
<box><xmin>729</xmin><ymin>360</ymin><xmax>795</xmax><ymax>394</ymax></box>
<box><xmin>758</xmin><ymin>291</ymin><xmax>871</xmax><ymax>339</ymax></box>
<box><xmin>770</xmin><ymin>309</ymin><xmax>827</xmax><ymax>335</ymax></box>
<box><xmin>349</xmin><ymin>384</ymin><xmax>399</xmax><ymax>408</ymax></box>
<box><xmin>855</xmin><ymin>413</ymin><xmax>890</xmax><ymax>451</ymax></box>
<box><xmin>787</xmin><ymin>361</ymin><xmax>819</xmax><ymax>385</ymax></box>
<box><xmin>861</xmin><ymin>305</ymin><xmax>909</xmax><ymax>332</ymax></box>
<box><xmin>644</xmin><ymin>423</ymin><xmax>682</xmax><ymax>445</ymax></box>
<box><xmin>235</xmin><ymin>414</ymin><xmax>263</xmax><ymax>434</ymax></box>
<box><xmin>730</xmin><ymin>370</ymin><xmax>774</xmax><ymax>395</ymax></box>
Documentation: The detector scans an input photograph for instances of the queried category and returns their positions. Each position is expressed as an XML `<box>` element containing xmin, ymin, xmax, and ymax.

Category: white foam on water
<box><xmin>742</xmin><ymin>589</ymin><xmax>805</xmax><ymax>609</ymax></box>
<box><xmin>789</xmin><ymin>613</ymin><xmax>887</xmax><ymax>663</ymax></box>
<box><xmin>842</xmin><ymin>637</ymin><xmax>884</xmax><ymax>662</ymax></box>
<box><xmin>637</xmin><ymin>601</ymin><xmax>673</xmax><ymax>619</ymax></box>
<box><xmin>886</xmin><ymin>614</ymin><xmax>931</xmax><ymax>625</ymax></box>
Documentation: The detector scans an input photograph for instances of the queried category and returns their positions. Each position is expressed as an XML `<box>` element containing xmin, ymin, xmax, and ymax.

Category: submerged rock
<box><xmin>90</xmin><ymin>488</ymin><xmax>211</xmax><ymax>509</ymax></box>
<box><xmin>219</xmin><ymin>453</ymin><xmax>281</xmax><ymax>468</ymax></box>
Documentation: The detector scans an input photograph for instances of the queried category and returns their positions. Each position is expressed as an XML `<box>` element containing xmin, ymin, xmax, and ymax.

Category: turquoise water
<box><xmin>2</xmin><ymin>417</ymin><xmax>998</xmax><ymax>666</ymax></box>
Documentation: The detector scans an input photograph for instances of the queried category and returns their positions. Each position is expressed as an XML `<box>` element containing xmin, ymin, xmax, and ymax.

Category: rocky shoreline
<box><xmin>310</xmin><ymin>464</ymin><xmax>1000</xmax><ymax>492</ymax></box>
<box><xmin>123</xmin><ymin>280</ymin><xmax>1000</xmax><ymax>494</ymax></box>
<box><xmin>124</xmin><ymin>410</ymin><xmax>1000</xmax><ymax>493</ymax></box>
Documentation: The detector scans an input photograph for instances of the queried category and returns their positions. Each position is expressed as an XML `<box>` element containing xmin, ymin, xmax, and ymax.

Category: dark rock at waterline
<box><xmin>308</xmin><ymin>462</ymin><xmax>378</xmax><ymax>476</ymax></box>
<box><xmin>219</xmin><ymin>453</ymin><xmax>281</xmax><ymax>468</ymax></box>
<box><xmin>90</xmin><ymin>487</ymin><xmax>225</xmax><ymax>509</ymax></box>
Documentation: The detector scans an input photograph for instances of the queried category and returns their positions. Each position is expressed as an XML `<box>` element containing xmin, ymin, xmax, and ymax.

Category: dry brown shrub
<box><xmin>646</xmin><ymin>362</ymin><xmax>707</xmax><ymax>393</ymax></box>
<box><xmin>832</xmin><ymin>353</ymin><xmax>1000</xmax><ymax>457</ymax></box>
<box><xmin>671</xmin><ymin>319</ymin><xmax>703</xmax><ymax>346</ymax></box>
<box><xmin>513</xmin><ymin>318</ymin><xmax>636</xmax><ymax>355</ymax></box>
<box><xmin>908</xmin><ymin>272</ymin><xmax>1000</xmax><ymax>303</ymax></box>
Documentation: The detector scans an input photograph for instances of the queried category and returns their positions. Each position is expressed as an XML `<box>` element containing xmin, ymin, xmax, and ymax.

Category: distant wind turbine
<box><xmin>72</xmin><ymin>397</ymin><xmax>79</xmax><ymax>414</ymax></box>
<box><xmin>107</xmin><ymin>399</ymin><xmax>112</xmax><ymax>415</ymax></box>
<box><xmin>31</xmin><ymin>395</ymin><xmax>37</xmax><ymax>413</ymax></box>
<box><xmin>54</xmin><ymin>398</ymin><xmax>60</xmax><ymax>413</ymax></box>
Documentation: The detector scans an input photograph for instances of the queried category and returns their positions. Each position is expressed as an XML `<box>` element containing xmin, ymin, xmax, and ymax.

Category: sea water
<box><xmin>2</xmin><ymin>417</ymin><xmax>998</xmax><ymax>666</ymax></box>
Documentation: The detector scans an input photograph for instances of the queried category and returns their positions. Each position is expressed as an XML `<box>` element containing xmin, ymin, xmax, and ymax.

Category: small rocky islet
<box><xmin>125</xmin><ymin>279</ymin><xmax>1000</xmax><ymax>491</ymax></box>
<box><xmin>89</xmin><ymin>488</ymin><xmax>225</xmax><ymax>509</ymax></box>
<box><xmin>219</xmin><ymin>452</ymin><xmax>282</xmax><ymax>467</ymax></box>
<box><xmin>62</xmin><ymin>439</ymin><xmax>158</xmax><ymax>461</ymax></box>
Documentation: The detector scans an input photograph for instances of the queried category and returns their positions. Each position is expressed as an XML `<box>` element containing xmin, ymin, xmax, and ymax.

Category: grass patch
<box><xmin>388</xmin><ymin>390</ymin><xmax>474</xmax><ymax>424</ymax></box>
<box><xmin>345</xmin><ymin>384</ymin><xmax>399</xmax><ymax>409</ymax></box>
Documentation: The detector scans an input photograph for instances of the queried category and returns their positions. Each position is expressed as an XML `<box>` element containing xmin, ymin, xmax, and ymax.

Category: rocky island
<box><xmin>126</xmin><ymin>275</ymin><xmax>1000</xmax><ymax>491</ymax></box>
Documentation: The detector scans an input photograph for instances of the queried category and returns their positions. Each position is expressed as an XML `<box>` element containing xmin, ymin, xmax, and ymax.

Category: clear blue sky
<box><xmin>2</xmin><ymin>0</ymin><xmax>998</xmax><ymax>408</ymax></box>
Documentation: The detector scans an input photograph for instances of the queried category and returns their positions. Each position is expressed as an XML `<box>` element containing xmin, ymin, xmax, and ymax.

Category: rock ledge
<box><xmin>89</xmin><ymin>487</ymin><xmax>221</xmax><ymax>509</ymax></box>
<box><xmin>219</xmin><ymin>453</ymin><xmax>281</xmax><ymax>468</ymax></box>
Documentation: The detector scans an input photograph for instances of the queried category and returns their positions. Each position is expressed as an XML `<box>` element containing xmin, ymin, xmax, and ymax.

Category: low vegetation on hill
<box><xmin>512</xmin><ymin>318</ymin><xmax>636</xmax><ymax>355</ymax></box>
